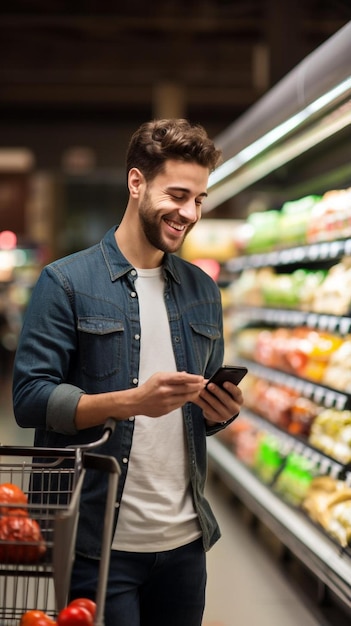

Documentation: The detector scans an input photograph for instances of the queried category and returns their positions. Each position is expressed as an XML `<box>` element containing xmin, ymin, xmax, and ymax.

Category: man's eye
<box><xmin>171</xmin><ymin>194</ymin><xmax>184</xmax><ymax>201</ymax></box>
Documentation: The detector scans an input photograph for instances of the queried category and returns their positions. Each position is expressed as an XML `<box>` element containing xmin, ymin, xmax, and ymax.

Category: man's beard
<box><xmin>139</xmin><ymin>189</ymin><xmax>194</xmax><ymax>254</ymax></box>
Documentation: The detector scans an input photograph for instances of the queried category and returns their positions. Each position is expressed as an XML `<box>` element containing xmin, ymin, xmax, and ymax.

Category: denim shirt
<box><xmin>13</xmin><ymin>225</ymin><xmax>228</xmax><ymax>554</ymax></box>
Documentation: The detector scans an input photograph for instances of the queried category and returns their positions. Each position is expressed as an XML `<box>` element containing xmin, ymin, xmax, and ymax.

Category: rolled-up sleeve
<box><xmin>47</xmin><ymin>383</ymin><xmax>85</xmax><ymax>435</ymax></box>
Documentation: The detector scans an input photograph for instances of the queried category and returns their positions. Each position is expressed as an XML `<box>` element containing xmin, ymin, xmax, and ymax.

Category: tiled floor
<box><xmin>1</xmin><ymin>378</ymin><xmax>351</xmax><ymax>625</ymax></box>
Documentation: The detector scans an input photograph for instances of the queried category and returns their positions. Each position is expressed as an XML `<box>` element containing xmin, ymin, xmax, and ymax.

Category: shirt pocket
<box><xmin>189</xmin><ymin>322</ymin><xmax>221</xmax><ymax>371</ymax></box>
<box><xmin>78</xmin><ymin>317</ymin><xmax>124</xmax><ymax>380</ymax></box>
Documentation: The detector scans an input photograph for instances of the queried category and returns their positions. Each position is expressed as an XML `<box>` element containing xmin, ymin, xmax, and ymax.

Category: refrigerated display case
<box><xmin>205</xmin><ymin>21</ymin><xmax>351</xmax><ymax>611</ymax></box>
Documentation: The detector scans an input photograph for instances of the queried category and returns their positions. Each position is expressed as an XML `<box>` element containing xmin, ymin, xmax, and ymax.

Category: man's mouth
<box><xmin>163</xmin><ymin>218</ymin><xmax>187</xmax><ymax>232</ymax></box>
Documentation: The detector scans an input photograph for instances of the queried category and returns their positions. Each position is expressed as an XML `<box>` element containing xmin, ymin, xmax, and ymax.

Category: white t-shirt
<box><xmin>112</xmin><ymin>267</ymin><xmax>201</xmax><ymax>552</ymax></box>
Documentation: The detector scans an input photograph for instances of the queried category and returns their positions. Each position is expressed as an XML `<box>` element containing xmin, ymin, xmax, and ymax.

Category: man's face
<box><xmin>138</xmin><ymin>159</ymin><xmax>209</xmax><ymax>254</ymax></box>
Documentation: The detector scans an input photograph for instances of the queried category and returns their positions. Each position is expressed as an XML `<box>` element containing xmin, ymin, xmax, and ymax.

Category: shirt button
<box><xmin>131</xmin><ymin>270</ymin><xmax>137</xmax><ymax>276</ymax></box>
<box><xmin>115</xmin><ymin>502</ymin><xmax>120</xmax><ymax>508</ymax></box>
<box><xmin>132</xmin><ymin>378</ymin><xmax>138</xmax><ymax>385</ymax></box>
<box><xmin>134</xmin><ymin>334</ymin><xmax>140</xmax><ymax>341</ymax></box>
<box><xmin>129</xmin><ymin>416</ymin><xmax>135</xmax><ymax>422</ymax></box>
<box><xmin>130</xmin><ymin>291</ymin><xmax>137</xmax><ymax>298</ymax></box>
<box><xmin>122</xmin><ymin>457</ymin><xmax>128</xmax><ymax>464</ymax></box>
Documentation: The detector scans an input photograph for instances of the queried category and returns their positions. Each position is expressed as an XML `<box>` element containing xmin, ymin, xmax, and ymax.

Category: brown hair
<box><xmin>126</xmin><ymin>118</ymin><xmax>222</xmax><ymax>182</ymax></box>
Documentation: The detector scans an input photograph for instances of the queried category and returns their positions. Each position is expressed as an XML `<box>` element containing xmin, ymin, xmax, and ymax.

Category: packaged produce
<box><xmin>220</xmin><ymin>419</ymin><xmax>262</xmax><ymax>468</ymax></box>
<box><xmin>302</xmin><ymin>475</ymin><xmax>351</xmax><ymax>546</ymax></box>
<box><xmin>278</xmin><ymin>195</ymin><xmax>321</xmax><ymax>246</ymax></box>
<box><xmin>322</xmin><ymin>338</ymin><xmax>351</xmax><ymax>392</ymax></box>
<box><xmin>273</xmin><ymin>453</ymin><xmax>315</xmax><ymax>506</ymax></box>
<box><xmin>252</xmin><ymin>327</ymin><xmax>342</xmax><ymax>380</ymax></box>
<box><xmin>307</xmin><ymin>187</ymin><xmax>351</xmax><ymax>243</ymax></box>
<box><xmin>245</xmin><ymin>210</ymin><xmax>281</xmax><ymax>253</ymax></box>
<box><xmin>309</xmin><ymin>409</ymin><xmax>351</xmax><ymax>463</ymax></box>
<box><xmin>254</xmin><ymin>434</ymin><xmax>285</xmax><ymax>484</ymax></box>
<box><xmin>312</xmin><ymin>257</ymin><xmax>351</xmax><ymax>315</ymax></box>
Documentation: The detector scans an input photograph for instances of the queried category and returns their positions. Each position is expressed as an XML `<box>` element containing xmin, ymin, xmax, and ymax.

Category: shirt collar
<box><xmin>101</xmin><ymin>225</ymin><xmax>181</xmax><ymax>284</ymax></box>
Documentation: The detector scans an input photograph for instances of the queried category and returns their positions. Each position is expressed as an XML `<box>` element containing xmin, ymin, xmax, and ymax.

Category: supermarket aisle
<box><xmin>203</xmin><ymin>476</ymin><xmax>350</xmax><ymax>626</ymax></box>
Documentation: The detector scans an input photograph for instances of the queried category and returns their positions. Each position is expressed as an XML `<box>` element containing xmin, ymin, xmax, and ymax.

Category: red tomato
<box><xmin>20</xmin><ymin>610</ymin><xmax>56</xmax><ymax>625</ymax></box>
<box><xmin>68</xmin><ymin>598</ymin><xmax>96</xmax><ymax>617</ymax></box>
<box><xmin>0</xmin><ymin>516</ymin><xmax>46</xmax><ymax>563</ymax></box>
<box><xmin>57</xmin><ymin>606</ymin><xmax>93</xmax><ymax>626</ymax></box>
<box><xmin>0</xmin><ymin>482</ymin><xmax>28</xmax><ymax>516</ymax></box>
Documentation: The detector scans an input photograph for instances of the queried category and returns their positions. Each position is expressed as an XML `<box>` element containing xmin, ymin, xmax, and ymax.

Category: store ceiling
<box><xmin>0</xmin><ymin>0</ymin><xmax>350</xmax><ymax>134</ymax></box>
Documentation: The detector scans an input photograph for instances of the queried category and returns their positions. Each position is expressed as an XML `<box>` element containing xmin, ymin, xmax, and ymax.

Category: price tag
<box><xmin>313</xmin><ymin>387</ymin><xmax>325</xmax><ymax>404</ymax></box>
<box><xmin>326</xmin><ymin>316</ymin><xmax>338</xmax><ymax>333</ymax></box>
<box><xmin>319</xmin><ymin>458</ymin><xmax>331</xmax><ymax>474</ymax></box>
<box><xmin>330</xmin><ymin>240</ymin><xmax>344</xmax><ymax>257</ymax></box>
<box><xmin>335</xmin><ymin>394</ymin><xmax>347</xmax><ymax>410</ymax></box>
<box><xmin>319</xmin><ymin>242</ymin><xmax>331</xmax><ymax>259</ymax></box>
<box><xmin>324</xmin><ymin>391</ymin><xmax>337</xmax><ymax>408</ymax></box>
<box><xmin>306</xmin><ymin>313</ymin><xmax>319</xmax><ymax>329</ymax></box>
<box><xmin>317</xmin><ymin>315</ymin><xmax>329</xmax><ymax>330</ymax></box>
<box><xmin>339</xmin><ymin>317</ymin><xmax>351</xmax><ymax>336</ymax></box>
<box><xmin>308</xmin><ymin>244</ymin><xmax>320</xmax><ymax>260</ymax></box>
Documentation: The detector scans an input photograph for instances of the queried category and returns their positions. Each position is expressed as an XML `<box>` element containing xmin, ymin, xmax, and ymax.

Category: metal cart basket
<box><xmin>0</xmin><ymin>419</ymin><xmax>120</xmax><ymax>626</ymax></box>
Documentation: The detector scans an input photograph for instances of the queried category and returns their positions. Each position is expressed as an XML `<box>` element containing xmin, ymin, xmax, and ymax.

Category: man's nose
<box><xmin>178</xmin><ymin>199</ymin><xmax>199</xmax><ymax>222</ymax></box>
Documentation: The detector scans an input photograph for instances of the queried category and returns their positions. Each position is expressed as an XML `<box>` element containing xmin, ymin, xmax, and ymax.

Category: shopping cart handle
<box><xmin>103</xmin><ymin>417</ymin><xmax>117</xmax><ymax>437</ymax></box>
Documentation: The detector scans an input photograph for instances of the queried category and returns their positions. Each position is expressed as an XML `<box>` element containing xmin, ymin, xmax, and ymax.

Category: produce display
<box><xmin>233</xmin><ymin>187</ymin><xmax>351</xmax><ymax>254</ymax></box>
<box><xmin>302</xmin><ymin>476</ymin><xmax>351</xmax><ymax>547</ymax></box>
<box><xmin>309</xmin><ymin>409</ymin><xmax>351</xmax><ymax>463</ymax></box>
<box><xmin>273</xmin><ymin>452</ymin><xmax>315</xmax><ymax>506</ymax></box>
<box><xmin>313</xmin><ymin>256</ymin><xmax>351</xmax><ymax>315</ymax></box>
<box><xmin>0</xmin><ymin>482</ymin><xmax>46</xmax><ymax>564</ymax></box>
<box><xmin>231</xmin><ymin>259</ymin><xmax>351</xmax><ymax>315</ymax></box>
<box><xmin>219</xmin><ymin>418</ymin><xmax>351</xmax><ymax>544</ymax></box>
<box><xmin>242</xmin><ymin>373</ymin><xmax>320</xmax><ymax>434</ymax></box>
<box><xmin>307</xmin><ymin>187</ymin><xmax>351</xmax><ymax>243</ymax></box>
<box><xmin>254</xmin><ymin>434</ymin><xmax>286</xmax><ymax>484</ymax></box>
<box><xmin>235</xmin><ymin>326</ymin><xmax>349</xmax><ymax>384</ymax></box>
<box><xmin>323</xmin><ymin>338</ymin><xmax>351</xmax><ymax>392</ymax></box>
<box><xmin>217</xmin><ymin>417</ymin><xmax>261</xmax><ymax>467</ymax></box>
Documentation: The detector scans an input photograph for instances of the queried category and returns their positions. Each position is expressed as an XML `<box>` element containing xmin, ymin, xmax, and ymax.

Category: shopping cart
<box><xmin>0</xmin><ymin>418</ymin><xmax>120</xmax><ymax>626</ymax></box>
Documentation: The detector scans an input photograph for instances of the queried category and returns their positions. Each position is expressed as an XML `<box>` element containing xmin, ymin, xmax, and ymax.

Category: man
<box><xmin>13</xmin><ymin>118</ymin><xmax>243</xmax><ymax>626</ymax></box>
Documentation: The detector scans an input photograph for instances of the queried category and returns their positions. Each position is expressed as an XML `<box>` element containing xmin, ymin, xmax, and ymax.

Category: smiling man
<box><xmin>13</xmin><ymin>119</ymin><xmax>243</xmax><ymax>626</ymax></box>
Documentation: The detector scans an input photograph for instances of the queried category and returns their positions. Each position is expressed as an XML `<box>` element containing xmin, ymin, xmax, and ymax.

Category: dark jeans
<box><xmin>70</xmin><ymin>538</ymin><xmax>207</xmax><ymax>626</ymax></box>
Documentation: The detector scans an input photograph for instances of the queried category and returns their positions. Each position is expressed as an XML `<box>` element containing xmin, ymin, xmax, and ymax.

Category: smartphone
<box><xmin>206</xmin><ymin>365</ymin><xmax>248</xmax><ymax>390</ymax></box>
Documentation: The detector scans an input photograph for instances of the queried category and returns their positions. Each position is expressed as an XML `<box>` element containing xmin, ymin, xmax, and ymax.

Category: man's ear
<box><xmin>128</xmin><ymin>168</ymin><xmax>144</xmax><ymax>198</ymax></box>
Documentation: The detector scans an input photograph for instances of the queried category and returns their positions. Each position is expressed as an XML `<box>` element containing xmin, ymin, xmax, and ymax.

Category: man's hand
<box><xmin>134</xmin><ymin>371</ymin><xmax>205</xmax><ymax>417</ymax></box>
<box><xmin>197</xmin><ymin>380</ymin><xmax>244</xmax><ymax>426</ymax></box>
<box><xmin>76</xmin><ymin>371</ymin><xmax>204</xmax><ymax>429</ymax></box>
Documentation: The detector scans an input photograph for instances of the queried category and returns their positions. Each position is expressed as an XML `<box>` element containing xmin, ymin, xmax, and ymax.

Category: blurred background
<box><xmin>0</xmin><ymin>0</ymin><xmax>350</xmax><ymax>425</ymax></box>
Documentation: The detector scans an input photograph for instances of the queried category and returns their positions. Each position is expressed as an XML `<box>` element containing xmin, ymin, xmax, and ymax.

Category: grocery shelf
<box><xmin>207</xmin><ymin>436</ymin><xmax>351</xmax><ymax>610</ymax></box>
<box><xmin>208</xmin><ymin>23</ymin><xmax>351</xmax><ymax>614</ymax></box>
<box><xmin>237</xmin><ymin>306</ymin><xmax>351</xmax><ymax>336</ymax></box>
<box><xmin>226</xmin><ymin>238</ymin><xmax>351</xmax><ymax>273</ymax></box>
<box><xmin>241</xmin><ymin>408</ymin><xmax>346</xmax><ymax>478</ymax></box>
<box><xmin>238</xmin><ymin>357</ymin><xmax>350</xmax><ymax>411</ymax></box>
